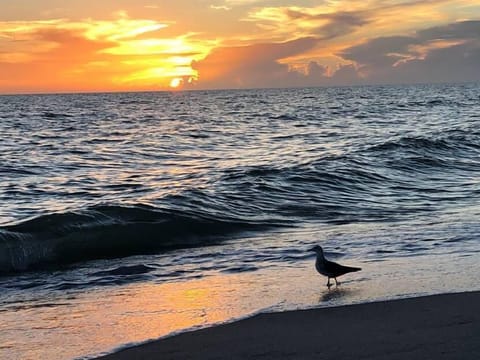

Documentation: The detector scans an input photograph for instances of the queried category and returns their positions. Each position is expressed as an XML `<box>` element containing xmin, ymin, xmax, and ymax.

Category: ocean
<box><xmin>1</xmin><ymin>84</ymin><xmax>480</xmax><ymax>359</ymax></box>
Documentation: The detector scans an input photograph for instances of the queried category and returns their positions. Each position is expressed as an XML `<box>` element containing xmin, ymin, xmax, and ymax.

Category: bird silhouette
<box><xmin>310</xmin><ymin>245</ymin><xmax>361</xmax><ymax>288</ymax></box>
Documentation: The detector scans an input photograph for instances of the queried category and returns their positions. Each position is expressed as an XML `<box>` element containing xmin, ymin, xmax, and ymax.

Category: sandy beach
<box><xmin>97</xmin><ymin>291</ymin><xmax>480</xmax><ymax>360</ymax></box>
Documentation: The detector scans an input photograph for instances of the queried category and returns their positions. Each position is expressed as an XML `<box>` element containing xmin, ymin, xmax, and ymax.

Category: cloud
<box><xmin>315</xmin><ymin>12</ymin><xmax>370</xmax><ymax>40</ymax></box>
<box><xmin>243</xmin><ymin>1</ymin><xmax>462</xmax><ymax>42</ymax></box>
<box><xmin>0</xmin><ymin>27</ymin><xmax>118</xmax><ymax>92</ymax></box>
<box><xmin>416</xmin><ymin>20</ymin><xmax>480</xmax><ymax>41</ymax></box>
<box><xmin>339</xmin><ymin>36</ymin><xmax>419</xmax><ymax>69</ymax></box>
<box><xmin>338</xmin><ymin>20</ymin><xmax>480</xmax><ymax>84</ymax></box>
<box><xmin>282</xmin><ymin>8</ymin><xmax>371</xmax><ymax>40</ymax></box>
<box><xmin>191</xmin><ymin>19</ymin><xmax>480</xmax><ymax>89</ymax></box>
<box><xmin>245</xmin><ymin>6</ymin><xmax>371</xmax><ymax>41</ymax></box>
<box><xmin>210</xmin><ymin>5</ymin><xmax>231</xmax><ymax>11</ymax></box>
<box><xmin>0</xmin><ymin>14</ymin><xmax>209</xmax><ymax>92</ymax></box>
<box><xmin>191</xmin><ymin>37</ymin><xmax>318</xmax><ymax>88</ymax></box>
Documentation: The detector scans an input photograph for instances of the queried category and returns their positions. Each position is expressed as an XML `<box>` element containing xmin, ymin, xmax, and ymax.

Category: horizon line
<box><xmin>1</xmin><ymin>80</ymin><xmax>478</xmax><ymax>97</ymax></box>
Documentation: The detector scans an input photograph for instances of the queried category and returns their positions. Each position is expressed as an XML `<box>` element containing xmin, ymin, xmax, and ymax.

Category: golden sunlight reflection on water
<box><xmin>1</xmin><ymin>252</ymin><xmax>479</xmax><ymax>360</ymax></box>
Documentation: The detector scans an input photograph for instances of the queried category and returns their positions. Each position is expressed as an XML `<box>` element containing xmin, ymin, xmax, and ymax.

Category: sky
<box><xmin>1</xmin><ymin>0</ymin><xmax>479</xmax><ymax>93</ymax></box>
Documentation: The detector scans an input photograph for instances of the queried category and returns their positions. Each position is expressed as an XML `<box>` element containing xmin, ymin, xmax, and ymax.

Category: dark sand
<box><xmin>97</xmin><ymin>291</ymin><xmax>480</xmax><ymax>360</ymax></box>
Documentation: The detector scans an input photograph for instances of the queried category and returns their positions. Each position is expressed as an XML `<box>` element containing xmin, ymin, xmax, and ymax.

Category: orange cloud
<box><xmin>0</xmin><ymin>27</ymin><xmax>117</xmax><ymax>93</ymax></box>
<box><xmin>0</xmin><ymin>14</ymin><xmax>210</xmax><ymax>93</ymax></box>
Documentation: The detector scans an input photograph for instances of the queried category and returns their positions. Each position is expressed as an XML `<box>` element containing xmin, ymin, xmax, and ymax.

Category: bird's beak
<box><xmin>308</xmin><ymin>246</ymin><xmax>317</xmax><ymax>252</ymax></box>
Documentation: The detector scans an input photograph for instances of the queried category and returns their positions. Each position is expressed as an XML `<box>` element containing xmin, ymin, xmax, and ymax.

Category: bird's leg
<box><xmin>334</xmin><ymin>277</ymin><xmax>340</xmax><ymax>286</ymax></box>
<box><xmin>326</xmin><ymin>278</ymin><xmax>332</xmax><ymax>288</ymax></box>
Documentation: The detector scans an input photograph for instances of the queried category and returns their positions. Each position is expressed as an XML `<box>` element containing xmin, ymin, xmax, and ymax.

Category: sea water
<box><xmin>1</xmin><ymin>84</ymin><xmax>480</xmax><ymax>359</ymax></box>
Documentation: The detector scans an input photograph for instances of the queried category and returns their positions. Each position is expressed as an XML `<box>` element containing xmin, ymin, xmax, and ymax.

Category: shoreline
<box><xmin>96</xmin><ymin>290</ymin><xmax>480</xmax><ymax>360</ymax></box>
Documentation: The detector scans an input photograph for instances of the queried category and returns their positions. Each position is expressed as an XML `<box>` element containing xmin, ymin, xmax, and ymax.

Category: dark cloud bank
<box><xmin>193</xmin><ymin>20</ymin><xmax>480</xmax><ymax>88</ymax></box>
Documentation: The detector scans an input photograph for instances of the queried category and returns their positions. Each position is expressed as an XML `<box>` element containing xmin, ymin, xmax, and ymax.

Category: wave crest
<box><xmin>0</xmin><ymin>205</ymin><xmax>274</xmax><ymax>274</ymax></box>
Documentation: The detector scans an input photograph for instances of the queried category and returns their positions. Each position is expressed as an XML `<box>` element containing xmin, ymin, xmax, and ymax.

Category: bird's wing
<box><xmin>325</xmin><ymin>260</ymin><xmax>361</xmax><ymax>274</ymax></box>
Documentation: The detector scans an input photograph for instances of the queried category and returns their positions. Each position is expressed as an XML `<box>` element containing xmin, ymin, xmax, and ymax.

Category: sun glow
<box><xmin>0</xmin><ymin>12</ymin><xmax>210</xmax><ymax>92</ymax></box>
<box><xmin>169</xmin><ymin>77</ymin><xmax>182</xmax><ymax>88</ymax></box>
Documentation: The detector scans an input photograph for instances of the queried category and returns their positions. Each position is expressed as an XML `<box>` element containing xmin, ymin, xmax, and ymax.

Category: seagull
<box><xmin>310</xmin><ymin>245</ymin><xmax>361</xmax><ymax>288</ymax></box>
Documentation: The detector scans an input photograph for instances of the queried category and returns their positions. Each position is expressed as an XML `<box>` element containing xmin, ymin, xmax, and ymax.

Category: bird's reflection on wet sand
<box><xmin>319</xmin><ymin>286</ymin><xmax>358</xmax><ymax>303</ymax></box>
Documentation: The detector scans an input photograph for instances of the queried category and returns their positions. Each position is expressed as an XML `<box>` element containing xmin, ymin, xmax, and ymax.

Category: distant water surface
<box><xmin>1</xmin><ymin>84</ymin><xmax>480</xmax><ymax>359</ymax></box>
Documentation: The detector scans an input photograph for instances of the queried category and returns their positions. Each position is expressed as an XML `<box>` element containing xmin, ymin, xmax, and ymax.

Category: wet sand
<box><xmin>97</xmin><ymin>291</ymin><xmax>480</xmax><ymax>360</ymax></box>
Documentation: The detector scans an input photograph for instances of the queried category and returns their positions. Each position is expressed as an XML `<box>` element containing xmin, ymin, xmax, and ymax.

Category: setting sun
<box><xmin>169</xmin><ymin>77</ymin><xmax>182</xmax><ymax>88</ymax></box>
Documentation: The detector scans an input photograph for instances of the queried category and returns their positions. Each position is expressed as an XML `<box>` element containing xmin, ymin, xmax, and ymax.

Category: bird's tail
<box><xmin>348</xmin><ymin>266</ymin><xmax>361</xmax><ymax>272</ymax></box>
